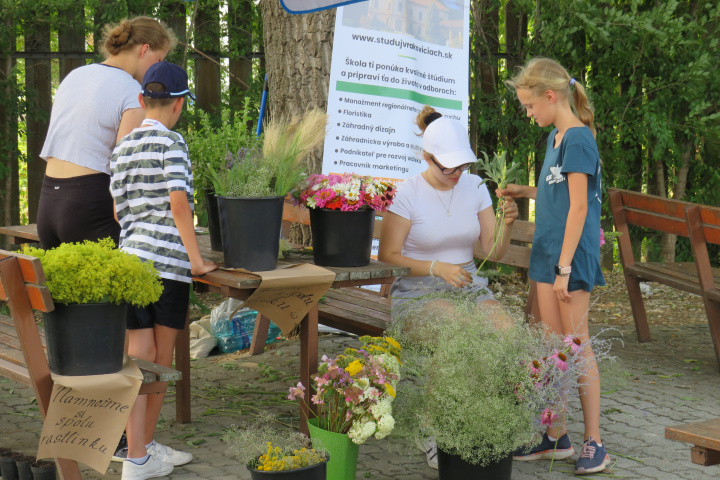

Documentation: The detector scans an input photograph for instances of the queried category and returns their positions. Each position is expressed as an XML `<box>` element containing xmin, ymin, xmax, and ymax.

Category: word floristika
<box><xmin>476</xmin><ymin>151</ymin><xmax>524</xmax><ymax>274</ymax></box>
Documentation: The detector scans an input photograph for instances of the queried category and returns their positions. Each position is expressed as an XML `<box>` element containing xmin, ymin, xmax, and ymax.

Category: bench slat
<box><xmin>697</xmin><ymin>205</ymin><xmax>720</xmax><ymax>245</ymax></box>
<box><xmin>318</xmin><ymin>303</ymin><xmax>388</xmax><ymax>336</ymax></box>
<box><xmin>617</xmin><ymin>189</ymin><xmax>690</xmax><ymax>218</ymax></box>
<box><xmin>624</xmin><ymin>208</ymin><xmax>690</xmax><ymax>237</ymax></box>
<box><xmin>627</xmin><ymin>263</ymin><xmax>702</xmax><ymax>295</ymax></box>
<box><xmin>0</xmin><ymin>357</ymin><xmax>31</xmax><ymax>386</ymax></box>
<box><xmin>0</xmin><ymin>249</ymin><xmax>46</xmax><ymax>284</ymax></box>
<box><xmin>321</xmin><ymin>296</ymin><xmax>391</xmax><ymax>323</ymax></box>
<box><xmin>666</xmin><ymin>419</ymin><xmax>720</xmax><ymax>452</ymax></box>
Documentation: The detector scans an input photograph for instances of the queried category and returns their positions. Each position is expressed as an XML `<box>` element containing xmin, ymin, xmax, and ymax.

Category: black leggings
<box><xmin>37</xmin><ymin>173</ymin><xmax>120</xmax><ymax>250</ymax></box>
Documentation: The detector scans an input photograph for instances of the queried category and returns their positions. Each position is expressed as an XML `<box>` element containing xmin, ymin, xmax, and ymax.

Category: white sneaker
<box><xmin>415</xmin><ymin>437</ymin><xmax>438</xmax><ymax>469</ymax></box>
<box><xmin>148</xmin><ymin>441</ymin><xmax>193</xmax><ymax>466</ymax></box>
<box><xmin>121</xmin><ymin>456</ymin><xmax>173</xmax><ymax>480</ymax></box>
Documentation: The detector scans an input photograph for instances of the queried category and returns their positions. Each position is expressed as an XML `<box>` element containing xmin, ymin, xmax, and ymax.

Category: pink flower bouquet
<box><xmin>288</xmin><ymin>336</ymin><xmax>401</xmax><ymax>444</ymax></box>
<box><xmin>292</xmin><ymin>173</ymin><xmax>396</xmax><ymax>212</ymax></box>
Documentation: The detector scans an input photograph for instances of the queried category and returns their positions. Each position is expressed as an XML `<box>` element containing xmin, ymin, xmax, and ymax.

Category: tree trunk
<box><xmin>58</xmin><ymin>1</ymin><xmax>85</xmax><ymax>81</ymax></box>
<box><xmin>24</xmin><ymin>12</ymin><xmax>52</xmax><ymax>223</ymax></box>
<box><xmin>660</xmin><ymin>138</ymin><xmax>694</xmax><ymax>261</ymax></box>
<box><xmin>469</xmin><ymin>0</ymin><xmax>498</xmax><ymax>158</ymax></box>
<box><xmin>259</xmin><ymin>0</ymin><xmax>334</xmax><ymax>175</ymax></box>
<box><xmin>0</xmin><ymin>11</ymin><xmax>18</xmax><ymax>248</ymax></box>
<box><xmin>260</xmin><ymin>0</ymin><xmax>334</xmax><ymax>244</ymax></box>
<box><xmin>228</xmin><ymin>0</ymin><xmax>255</xmax><ymax>114</ymax></box>
<box><xmin>195</xmin><ymin>0</ymin><xmax>222</xmax><ymax>117</ymax></box>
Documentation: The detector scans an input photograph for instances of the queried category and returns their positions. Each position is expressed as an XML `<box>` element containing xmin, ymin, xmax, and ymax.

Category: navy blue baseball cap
<box><xmin>141</xmin><ymin>61</ymin><xmax>196</xmax><ymax>101</ymax></box>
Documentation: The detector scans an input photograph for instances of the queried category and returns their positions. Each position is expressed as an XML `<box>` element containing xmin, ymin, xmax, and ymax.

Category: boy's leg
<box><xmin>126</xmin><ymin>329</ymin><xmax>158</xmax><ymax>459</ymax></box>
<box><xmin>144</xmin><ymin>324</ymin><xmax>179</xmax><ymax>444</ymax></box>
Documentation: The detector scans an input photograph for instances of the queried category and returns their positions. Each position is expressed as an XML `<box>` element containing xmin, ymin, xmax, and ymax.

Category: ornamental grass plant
<box><xmin>209</xmin><ymin>109</ymin><xmax>327</xmax><ymax>198</ymax></box>
<box><xmin>288</xmin><ymin>336</ymin><xmax>402</xmax><ymax>445</ymax></box>
<box><xmin>388</xmin><ymin>291</ymin><xmax>613</xmax><ymax>466</ymax></box>
<box><xmin>24</xmin><ymin>238</ymin><xmax>163</xmax><ymax>307</ymax></box>
<box><xmin>223</xmin><ymin>413</ymin><xmax>327</xmax><ymax>472</ymax></box>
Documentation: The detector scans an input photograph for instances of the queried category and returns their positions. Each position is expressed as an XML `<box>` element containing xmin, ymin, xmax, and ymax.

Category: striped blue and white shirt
<box><xmin>110</xmin><ymin>120</ymin><xmax>195</xmax><ymax>283</ymax></box>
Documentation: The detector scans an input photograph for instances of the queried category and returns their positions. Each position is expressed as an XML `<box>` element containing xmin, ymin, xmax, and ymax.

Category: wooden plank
<box><xmin>320</xmin><ymin>297</ymin><xmax>391</xmax><ymax>324</ymax></box>
<box><xmin>0</xmin><ymin>248</ymin><xmax>46</xmax><ymax>284</ymax></box>
<box><xmin>0</xmin><ymin>357</ymin><xmax>31</xmax><ymax>386</ymax></box>
<box><xmin>617</xmin><ymin>188</ymin><xmax>691</xmax><ymax>218</ymax></box>
<box><xmin>666</xmin><ymin>419</ymin><xmax>720</xmax><ymax>451</ymax></box>
<box><xmin>624</xmin><ymin>208</ymin><xmax>689</xmax><ymax>237</ymax></box>
<box><xmin>0</xmin><ymin>343</ymin><xmax>26</xmax><ymax>367</ymax></box>
<box><xmin>627</xmin><ymin>263</ymin><xmax>701</xmax><ymax>295</ymax></box>
<box><xmin>132</xmin><ymin>357</ymin><xmax>182</xmax><ymax>382</ymax></box>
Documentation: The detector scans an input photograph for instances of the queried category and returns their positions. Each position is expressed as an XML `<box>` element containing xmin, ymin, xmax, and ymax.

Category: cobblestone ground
<box><xmin>2</xmin><ymin>321</ymin><xmax>720</xmax><ymax>479</ymax></box>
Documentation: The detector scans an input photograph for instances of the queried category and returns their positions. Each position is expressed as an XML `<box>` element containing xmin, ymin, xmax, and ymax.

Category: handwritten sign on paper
<box><xmin>37</xmin><ymin>357</ymin><xmax>143</xmax><ymax>474</ymax></box>
<box><xmin>241</xmin><ymin>263</ymin><xmax>335</xmax><ymax>334</ymax></box>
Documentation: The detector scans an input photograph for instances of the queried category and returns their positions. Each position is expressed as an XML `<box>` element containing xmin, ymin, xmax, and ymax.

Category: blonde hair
<box><xmin>102</xmin><ymin>16</ymin><xmax>176</xmax><ymax>58</ymax></box>
<box><xmin>415</xmin><ymin>105</ymin><xmax>442</xmax><ymax>135</ymax></box>
<box><xmin>506</xmin><ymin>57</ymin><xmax>596</xmax><ymax>137</ymax></box>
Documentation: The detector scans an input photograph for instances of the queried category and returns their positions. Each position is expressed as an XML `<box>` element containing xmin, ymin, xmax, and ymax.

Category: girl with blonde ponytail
<box><xmin>502</xmin><ymin>58</ymin><xmax>609</xmax><ymax>475</ymax></box>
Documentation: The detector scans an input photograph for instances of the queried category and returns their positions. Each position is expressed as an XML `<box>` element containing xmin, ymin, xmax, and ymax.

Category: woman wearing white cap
<box><xmin>378</xmin><ymin>105</ymin><xmax>518</xmax><ymax>467</ymax></box>
<box><xmin>379</xmin><ymin>105</ymin><xmax>518</xmax><ymax>310</ymax></box>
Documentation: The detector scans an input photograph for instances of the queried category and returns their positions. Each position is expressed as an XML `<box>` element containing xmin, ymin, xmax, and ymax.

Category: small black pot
<box><xmin>14</xmin><ymin>455</ymin><xmax>35</xmax><ymax>480</ymax></box>
<box><xmin>216</xmin><ymin>195</ymin><xmax>285</xmax><ymax>271</ymax></box>
<box><xmin>247</xmin><ymin>457</ymin><xmax>327</xmax><ymax>480</ymax></box>
<box><xmin>309</xmin><ymin>208</ymin><xmax>374</xmax><ymax>267</ymax></box>
<box><xmin>0</xmin><ymin>451</ymin><xmax>23</xmax><ymax>480</ymax></box>
<box><xmin>437</xmin><ymin>449</ymin><xmax>513</xmax><ymax>480</ymax></box>
<box><xmin>44</xmin><ymin>302</ymin><xmax>127</xmax><ymax>376</ymax></box>
<box><xmin>30</xmin><ymin>460</ymin><xmax>56</xmax><ymax>480</ymax></box>
<box><xmin>205</xmin><ymin>189</ymin><xmax>223</xmax><ymax>252</ymax></box>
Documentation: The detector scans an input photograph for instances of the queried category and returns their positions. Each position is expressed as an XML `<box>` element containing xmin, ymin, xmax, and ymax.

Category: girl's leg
<box><xmin>143</xmin><ymin>324</ymin><xmax>179</xmax><ymax>445</ymax></box>
<box><xmin>126</xmin><ymin>329</ymin><xmax>157</xmax><ymax>459</ymax></box>
<box><xmin>536</xmin><ymin>282</ymin><xmax>601</xmax><ymax>443</ymax></box>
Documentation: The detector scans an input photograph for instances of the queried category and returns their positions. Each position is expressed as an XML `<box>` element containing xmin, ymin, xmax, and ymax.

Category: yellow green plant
<box><xmin>251</xmin><ymin>442</ymin><xmax>325</xmax><ymax>471</ymax></box>
<box><xmin>24</xmin><ymin>238</ymin><xmax>163</xmax><ymax>306</ymax></box>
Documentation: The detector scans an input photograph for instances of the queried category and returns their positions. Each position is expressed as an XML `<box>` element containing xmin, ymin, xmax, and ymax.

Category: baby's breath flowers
<box><xmin>288</xmin><ymin>336</ymin><xmax>401</xmax><ymax>445</ymax></box>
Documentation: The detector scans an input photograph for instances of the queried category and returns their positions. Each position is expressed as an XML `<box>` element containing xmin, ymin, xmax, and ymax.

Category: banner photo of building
<box><xmin>323</xmin><ymin>0</ymin><xmax>470</xmax><ymax>183</ymax></box>
<box><xmin>280</xmin><ymin>0</ymin><xmax>369</xmax><ymax>14</ymax></box>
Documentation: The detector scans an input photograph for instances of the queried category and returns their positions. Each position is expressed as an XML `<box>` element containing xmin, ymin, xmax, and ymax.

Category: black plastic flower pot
<box><xmin>30</xmin><ymin>460</ymin><xmax>56</xmax><ymax>480</ymax></box>
<box><xmin>309</xmin><ymin>208</ymin><xmax>374</xmax><ymax>267</ymax></box>
<box><xmin>43</xmin><ymin>302</ymin><xmax>127</xmax><ymax>376</ymax></box>
<box><xmin>437</xmin><ymin>449</ymin><xmax>513</xmax><ymax>480</ymax></box>
<box><xmin>0</xmin><ymin>451</ymin><xmax>23</xmax><ymax>480</ymax></box>
<box><xmin>205</xmin><ymin>189</ymin><xmax>223</xmax><ymax>252</ymax></box>
<box><xmin>216</xmin><ymin>195</ymin><xmax>285</xmax><ymax>271</ymax></box>
<box><xmin>14</xmin><ymin>455</ymin><xmax>35</xmax><ymax>480</ymax></box>
<box><xmin>247</xmin><ymin>456</ymin><xmax>327</xmax><ymax>480</ymax></box>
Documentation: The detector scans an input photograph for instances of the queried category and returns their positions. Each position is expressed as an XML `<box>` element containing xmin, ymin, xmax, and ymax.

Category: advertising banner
<box><xmin>323</xmin><ymin>0</ymin><xmax>470</xmax><ymax>183</ymax></box>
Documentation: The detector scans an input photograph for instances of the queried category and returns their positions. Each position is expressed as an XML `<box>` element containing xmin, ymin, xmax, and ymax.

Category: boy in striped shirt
<box><xmin>110</xmin><ymin>61</ymin><xmax>216</xmax><ymax>480</ymax></box>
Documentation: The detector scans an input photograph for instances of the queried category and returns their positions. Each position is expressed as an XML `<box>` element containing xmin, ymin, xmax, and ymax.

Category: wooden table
<box><xmin>1</xmin><ymin>224</ymin><xmax>411</xmax><ymax>433</ymax></box>
<box><xmin>186</xmin><ymin>234</ymin><xmax>409</xmax><ymax>433</ymax></box>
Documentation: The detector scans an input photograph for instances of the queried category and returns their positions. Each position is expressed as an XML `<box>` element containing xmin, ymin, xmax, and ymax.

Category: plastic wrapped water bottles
<box><xmin>211</xmin><ymin>305</ymin><xmax>283</xmax><ymax>353</ymax></box>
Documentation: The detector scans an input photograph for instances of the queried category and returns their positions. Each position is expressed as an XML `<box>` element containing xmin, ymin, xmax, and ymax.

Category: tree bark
<box><xmin>195</xmin><ymin>0</ymin><xmax>222</xmax><ymax>117</ymax></box>
<box><xmin>0</xmin><ymin>11</ymin><xmax>18</xmax><ymax>248</ymax></box>
<box><xmin>228</xmin><ymin>0</ymin><xmax>255</xmax><ymax>113</ymax></box>
<box><xmin>58</xmin><ymin>1</ymin><xmax>84</xmax><ymax>81</ymax></box>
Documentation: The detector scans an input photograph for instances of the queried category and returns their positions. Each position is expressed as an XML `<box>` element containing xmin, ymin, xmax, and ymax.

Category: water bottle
<box><xmin>210</xmin><ymin>313</ymin><xmax>233</xmax><ymax>338</ymax></box>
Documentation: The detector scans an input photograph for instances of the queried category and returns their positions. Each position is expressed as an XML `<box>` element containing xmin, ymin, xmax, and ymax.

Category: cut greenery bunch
<box><xmin>475</xmin><ymin>150</ymin><xmax>524</xmax><ymax>273</ymax></box>
<box><xmin>210</xmin><ymin>109</ymin><xmax>327</xmax><ymax>198</ymax></box>
<box><xmin>24</xmin><ymin>238</ymin><xmax>163</xmax><ymax>306</ymax></box>
<box><xmin>223</xmin><ymin>413</ymin><xmax>327</xmax><ymax>472</ymax></box>
<box><xmin>186</xmin><ymin>97</ymin><xmax>260</xmax><ymax>192</ymax></box>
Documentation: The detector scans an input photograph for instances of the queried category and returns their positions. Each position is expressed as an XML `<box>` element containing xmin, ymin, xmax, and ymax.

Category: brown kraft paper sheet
<box><xmin>37</xmin><ymin>356</ymin><xmax>143</xmax><ymax>474</ymax></box>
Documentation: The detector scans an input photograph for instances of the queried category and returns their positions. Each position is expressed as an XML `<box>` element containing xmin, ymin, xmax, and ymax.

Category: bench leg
<box><xmin>249</xmin><ymin>313</ymin><xmax>270</xmax><ymax>355</ymax></box>
<box><xmin>691</xmin><ymin>446</ymin><xmax>720</xmax><ymax>466</ymax></box>
<box><xmin>299</xmin><ymin>305</ymin><xmax>319</xmax><ymax>436</ymax></box>
<box><xmin>175</xmin><ymin>309</ymin><xmax>192</xmax><ymax>424</ymax></box>
<box><xmin>625</xmin><ymin>273</ymin><xmax>652</xmax><ymax>343</ymax></box>
<box><xmin>701</xmin><ymin>297</ymin><xmax>720</xmax><ymax>373</ymax></box>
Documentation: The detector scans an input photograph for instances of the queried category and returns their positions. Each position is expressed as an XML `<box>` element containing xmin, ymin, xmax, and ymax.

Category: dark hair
<box><xmin>102</xmin><ymin>16</ymin><xmax>176</xmax><ymax>58</ymax></box>
<box><xmin>143</xmin><ymin>82</ymin><xmax>177</xmax><ymax>108</ymax></box>
<box><xmin>415</xmin><ymin>105</ymin><xmax>442</xmax><ymax>135</ymax></box>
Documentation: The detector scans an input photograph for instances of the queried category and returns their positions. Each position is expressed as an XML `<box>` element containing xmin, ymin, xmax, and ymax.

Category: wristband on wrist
<box><xmin>554</xmin><ymin>264</ymin><xmax>572</xmax><ymax>276</ymax></box>
<box><xmin>429</xmin><ymin>259</ymin><xmax>438</xmax><ymax>277</ymax></box>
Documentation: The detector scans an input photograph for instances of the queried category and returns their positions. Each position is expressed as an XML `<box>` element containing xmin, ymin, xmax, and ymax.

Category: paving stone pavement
<box><xmin>2</xmin><ymin>322</ymin><xmax>719</xmax><ymax>479</ymax></box>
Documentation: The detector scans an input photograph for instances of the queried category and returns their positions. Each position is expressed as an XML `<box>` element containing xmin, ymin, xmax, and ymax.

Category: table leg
<box><xmin>175</xmin><ymin>308</ymin><xmax>191</xmax><ymax>423</ymax></box>
<box><xmin>299</xmin><ymin>305</ymin><xmax>319</xmax><ymax>435</ymax></box>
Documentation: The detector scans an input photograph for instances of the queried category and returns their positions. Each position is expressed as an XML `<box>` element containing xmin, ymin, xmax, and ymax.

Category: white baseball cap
<box><xmin>422</xmin><ymin>117</ymin><xmax>477</xmax><ymax>168</ymax></box>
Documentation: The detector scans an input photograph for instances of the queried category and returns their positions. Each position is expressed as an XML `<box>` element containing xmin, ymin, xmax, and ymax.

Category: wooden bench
<box><xmin>273</xmin><ymin>200</ymin><xmax>539</xmax><ymax>345</ymax></box>
<box><xmin>608</xmin><ymin>188</ymin><xmax>720</xmax><ymax>368</ymax></box>
<box><xmin>0</xmin><ymin>250</ymin><xmax>181</xmax><ymax>479</ymax></box>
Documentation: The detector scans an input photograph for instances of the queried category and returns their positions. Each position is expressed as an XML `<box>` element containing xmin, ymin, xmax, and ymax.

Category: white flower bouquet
<box><xmin>288</xmin><ymin>336</ymin><xmax>401</xmax><ymax>444</ymax></box>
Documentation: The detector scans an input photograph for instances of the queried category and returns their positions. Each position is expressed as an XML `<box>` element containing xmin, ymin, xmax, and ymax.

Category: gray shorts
<box><xmin>389</xmin><ymin>261</ymin><xmax>495</xmax><ymax>319</ymax></box>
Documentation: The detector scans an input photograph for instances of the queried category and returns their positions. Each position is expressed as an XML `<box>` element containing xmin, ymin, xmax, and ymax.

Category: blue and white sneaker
<box><xmin>513</xmin><ymin>433</ymin><xmax>575</xmax><ymax>461</ymax></box>
<box><xmin>574</xmin><ymin>437</ymin><xmax>611</xmax><ymax>475</ymax></box>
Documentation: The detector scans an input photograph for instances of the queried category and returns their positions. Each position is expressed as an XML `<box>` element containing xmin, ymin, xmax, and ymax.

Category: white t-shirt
<box><xmin>40</xmin><ymin>64</ymin><xmax>142</xmax><ymax>174</ymax></box>
<box><xmin>388</xmin><ymin>173</ymin><xmax>493</xmax><ymax>264</ymax></box>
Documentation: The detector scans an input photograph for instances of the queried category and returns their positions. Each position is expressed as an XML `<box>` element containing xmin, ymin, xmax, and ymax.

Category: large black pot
<box><xmin>437</xmin><ymin>449</ymin><xmax>513</xmax><ymax>480</ymax></box>
<box><xmin>309</xmin><ymin>208</ymin><xmax>374</xmax><ymax>267</ymax></box>
<box><xmin>216</xmin><ymin>195</ymin><xmax>285</xmax><ymax>271</ymax></box>
<box><xmin>205</xmin><ymin>190</ymin><xmax>223</xmax><ymax>252</ymax></box>
<box><xmin>247</xmin><ymin>456</ymin><xmax>327</xmax><ymax>480</ymax></box>
<box><xmin>44</xmin><ymin>302</ymin><xmax>127</xmax><ymax>376</ymax></box>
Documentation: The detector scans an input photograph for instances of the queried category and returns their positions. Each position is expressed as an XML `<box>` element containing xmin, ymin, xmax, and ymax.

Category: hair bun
<box><xmin>424</xmin><ymin>111</ymin><xmax>442</xmax><ymax>126</ymax></box>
